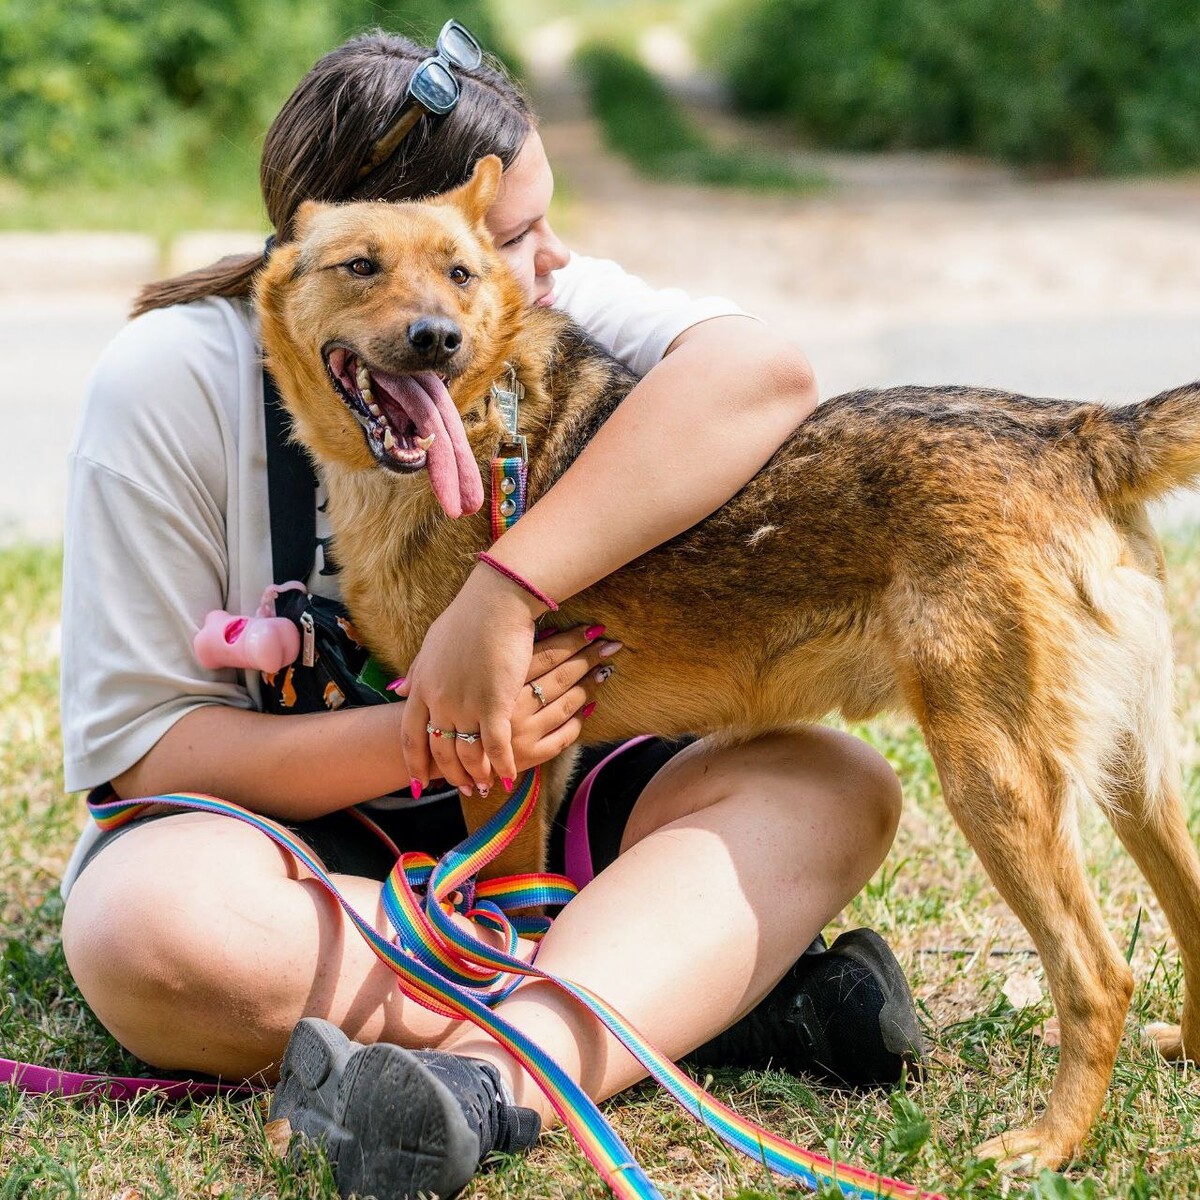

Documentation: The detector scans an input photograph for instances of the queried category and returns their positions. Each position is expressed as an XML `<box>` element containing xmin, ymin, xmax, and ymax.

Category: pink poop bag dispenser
<box><xmin>194</xmin><ymin>582</ymin><xmax>306</xmax><ymax>674</ymax></box>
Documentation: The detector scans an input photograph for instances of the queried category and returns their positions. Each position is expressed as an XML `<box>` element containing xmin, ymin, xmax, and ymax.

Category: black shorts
<box><xmin>76</xmin><ymin>738</ymin><xmax>694</xmax><ymax>886</ymax></box>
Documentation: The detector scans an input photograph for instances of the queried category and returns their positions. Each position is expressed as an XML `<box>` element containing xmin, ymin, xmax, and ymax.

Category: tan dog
<box><xmin>256</xmin><ymin>156</ymin><xmax>1200</xmax><ymax>1172</ymax></box>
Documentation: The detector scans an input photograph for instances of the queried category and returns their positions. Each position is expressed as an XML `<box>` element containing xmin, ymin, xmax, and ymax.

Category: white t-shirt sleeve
<box><xmin>60</xmin><ymin>303</ymin><xmax>253</xmax><ymax>794</ymax></box>
<box><xmin>551</xmin><ymin>253</ymin><xmax>751</xmax><ymax>378</ymax></box>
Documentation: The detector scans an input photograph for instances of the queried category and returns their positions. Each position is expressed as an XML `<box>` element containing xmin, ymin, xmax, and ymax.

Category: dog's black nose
<box><xmin>408</xmin><ymin>317</ymin><xmax>462</xmax><ymax>360</ymax></box>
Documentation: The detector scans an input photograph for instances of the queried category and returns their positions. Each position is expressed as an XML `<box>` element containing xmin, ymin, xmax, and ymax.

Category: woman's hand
<box><xmin>397</xmin><ymin>568</ymin><xmax>617</xmax><ymax>792</ymax></box>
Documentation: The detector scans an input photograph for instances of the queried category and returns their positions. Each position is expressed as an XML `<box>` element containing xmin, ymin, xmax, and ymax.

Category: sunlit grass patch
<box><xmin>573</xmin><ymin>42</ymin><xmax>824</xmax><ymax>194</ymax></box>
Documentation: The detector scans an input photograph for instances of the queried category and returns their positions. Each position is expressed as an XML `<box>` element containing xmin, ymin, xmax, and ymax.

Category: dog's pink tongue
<box><xmin>372</xmin><ymin>371</ymin><xmax>484</xmax><ymax>519</ymax></box>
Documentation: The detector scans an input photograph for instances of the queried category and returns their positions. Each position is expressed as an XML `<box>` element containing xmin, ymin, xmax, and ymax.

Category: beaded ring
<box><xmin>426</xmin><ymin>722</ymin><xmax>481</xmax><ymax>744</ymax></box>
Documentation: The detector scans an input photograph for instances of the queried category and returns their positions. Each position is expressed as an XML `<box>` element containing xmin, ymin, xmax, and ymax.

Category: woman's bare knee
<box><xmin>810</xmin><ymin>726</ymin><xmax>903</xmax><ymax>852</ymax></box>
<box><xmin>622</xmin><ymin>726</ymin><xmax>901</xmax><ymax>857</ymax></box>
<box><xmin>62</xmin><ymin>814</ymin><xmax>296</xmax><ymax>1069</ymax></box>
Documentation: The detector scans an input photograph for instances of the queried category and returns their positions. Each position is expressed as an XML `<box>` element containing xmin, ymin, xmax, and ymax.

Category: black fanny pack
<box><xmin>259</xmin><ymin>588</ymin><xmax>397</xmax><ymax>715</ymax></box>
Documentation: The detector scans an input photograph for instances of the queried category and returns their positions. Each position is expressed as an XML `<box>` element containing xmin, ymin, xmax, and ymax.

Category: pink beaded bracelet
<box><xmin>476</xmin><ymin>551</ymin><xmax>560</xmax><ymax>612</ymax></box>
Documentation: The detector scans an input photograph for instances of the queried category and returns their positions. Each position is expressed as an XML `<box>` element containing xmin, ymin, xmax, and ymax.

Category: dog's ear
<box><xmin>436</xmin><ymin>155</ymin><xmax>503</xmax><ymax>228</ymax></box>
<box><xmin>287</xmin><ymin>200</ymin><xmax>326</xmax><ymax>242</ymax></box>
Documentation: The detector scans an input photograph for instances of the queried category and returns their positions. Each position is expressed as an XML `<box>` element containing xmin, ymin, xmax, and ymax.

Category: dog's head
<box><xmin>256</xmin><ymin>156</ymin><xmax>524</xmax><ymax>518</ymax></box>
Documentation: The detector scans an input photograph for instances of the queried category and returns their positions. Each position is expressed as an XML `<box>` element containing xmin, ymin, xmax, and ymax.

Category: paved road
<box><xmin>0</xmin><ymin>294</ymin><xmax>131</xmax><ymax>543</ymax></box>
<box><xmin>4</xmin><ymin>289</ymin><xmax>1196</xmax><ymax>545</ymax></box>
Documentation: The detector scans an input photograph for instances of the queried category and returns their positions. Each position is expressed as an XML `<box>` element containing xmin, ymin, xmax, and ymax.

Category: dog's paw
<box><xmin>1143</xmin><ymin>1021</ymin><xmax>1193</xmax><ymax>1062</ymax></box>
<box><xmin>974</xmin><ymin>1126</ymin><xmax>1072</xmax><ymax>1173</ymax></box>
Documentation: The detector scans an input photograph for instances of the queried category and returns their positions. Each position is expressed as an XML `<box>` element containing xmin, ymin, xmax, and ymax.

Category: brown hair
<box><xmin>132</xmin><ymin>30</ymin><xmax>533</xmax><ymax>317</ymax></box>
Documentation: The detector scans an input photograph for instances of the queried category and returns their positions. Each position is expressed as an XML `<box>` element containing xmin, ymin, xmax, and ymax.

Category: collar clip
<box><xmin>490</xmin><ymin>363</ymin><xmax>527</xmax><ymax>461</ymax></box>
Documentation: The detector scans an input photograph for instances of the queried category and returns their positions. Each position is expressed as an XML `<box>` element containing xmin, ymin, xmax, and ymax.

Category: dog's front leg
<box><xmin>458</xmin><ymin>750</ymin><xmax>577</xmax><ymax>881</ymax></box>
<box><xmin>460</xmin><ymin>782</ymin><xmax>550</xmax><ymax>881</ymax></box>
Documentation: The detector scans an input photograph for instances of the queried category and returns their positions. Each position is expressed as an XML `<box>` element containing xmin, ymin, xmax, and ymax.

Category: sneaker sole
<box><xmin>268</xmin><ymin>1017</ymin><xmax>481</xmax><ymax>1200</ymax></box>
<box><xmin>827</xmin><ymin>928</ymin><xmax>927</xmax><ymax>1075</ymax></box>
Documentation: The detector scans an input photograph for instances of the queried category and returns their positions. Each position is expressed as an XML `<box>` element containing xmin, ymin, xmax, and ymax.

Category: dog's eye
<box><xmin>449</xmin><ymin>265</ymin><xmax>472</xmax><ymax>286</ymax></box>
<box><xmin>346</xmin><ymin>258</ymin><xmax>377</xmax><ymax>278</ymax></box>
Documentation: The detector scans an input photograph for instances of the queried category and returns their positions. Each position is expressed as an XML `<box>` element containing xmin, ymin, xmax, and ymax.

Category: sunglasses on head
<box><xmin>355</xmin><ymin>20</ymin><xmax>484</xmax><ymax>183</ymax></box>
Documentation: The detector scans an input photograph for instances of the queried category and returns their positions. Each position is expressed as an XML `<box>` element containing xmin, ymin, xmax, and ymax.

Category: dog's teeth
<box><xmin>415</xmin><ymin>433</ymin><xmax>436</xmax><ymax>451</ymax></box>
<box><xmin>368</xmin><ymin>401</ymin><xmax>382</xmax><ymax>417</ymax></box>
<box><xmin>356</xmin><ymin>366</ymin><xmax>370</xmax><ymax>392</ymax></box>
<box><xmin>383</xmin><ymin>427</ymin><xmax>397</xmax><ymax>451</ymax></box>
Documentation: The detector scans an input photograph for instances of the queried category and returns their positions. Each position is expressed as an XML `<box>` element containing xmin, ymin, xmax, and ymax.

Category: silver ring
<box><xmin>454</xmin><ymin>730</ymin><xmax>481</xmax><ymax>744</ymax></box>
<box><xmin>529</xmin><ymin>681</ymin><xmax>548</xmax><ymax>708</ymax></box>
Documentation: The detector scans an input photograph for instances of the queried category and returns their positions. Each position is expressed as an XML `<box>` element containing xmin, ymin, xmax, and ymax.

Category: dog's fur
<box><xmin>256</xmin><ymin>157</ymin><xmax>1200</xmax><ymax>1171</ymax></box>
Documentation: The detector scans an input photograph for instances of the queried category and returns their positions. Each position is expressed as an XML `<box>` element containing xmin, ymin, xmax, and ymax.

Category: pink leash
<box><xmin>0</xmin><ymin>1056</ymin><xmax>256</xmax><ymax>1100</ymax></box>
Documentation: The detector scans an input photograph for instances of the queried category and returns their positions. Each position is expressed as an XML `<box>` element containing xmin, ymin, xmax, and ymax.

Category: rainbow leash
<box><xmin>88</xmin><ymin>780</ymin><xmax>942</xmax><ymax>1200</ymax></box>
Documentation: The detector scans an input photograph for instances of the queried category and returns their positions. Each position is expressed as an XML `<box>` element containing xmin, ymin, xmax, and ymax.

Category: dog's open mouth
<box><xmin>325</xmin><ymin>346</ymin><xmax>441</xmax><ymax>472</ymax></box>
<box><xmin>323</xmin><ymin>345</ymin><xmax>485</xmax><ymax>519</ymax></box>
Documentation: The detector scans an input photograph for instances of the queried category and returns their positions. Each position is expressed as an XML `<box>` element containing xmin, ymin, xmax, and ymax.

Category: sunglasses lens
<box><xmin>412</xmin><ymin>60</ymin><xmax>459</xmax><ymax>113</ymax></box>
<box><xmin>439</xmin><ymin>21</ymin><xmax>483</xmax><ymax>69</ymax></box>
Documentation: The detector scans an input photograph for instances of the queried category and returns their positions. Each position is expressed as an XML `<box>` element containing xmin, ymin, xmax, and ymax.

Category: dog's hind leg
<box><xmin>1087</xmin><ymin>521</ymin><xmax>1200</xmax><ymax>1063</ymax></box>
<box><xmin>925</xmin><ymin>722</ymin><xmax>1133</xmax><ymax>1172</ymax></box>
<box><xmin>1104</xmin><ymin>751</ymin><xmax>1200</xmax><ymax>1064</ymax></box>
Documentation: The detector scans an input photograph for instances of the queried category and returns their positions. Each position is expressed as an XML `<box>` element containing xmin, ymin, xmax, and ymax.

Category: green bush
<box><xmin>704</xmin><ymin>0</ymin><xmax>1200</xmax><ymax>174</ymax></box>
<box><xmin>573</xmin><ymin>41</ymin><xmax>822</xmax><ymax>192</ymax></box>
<box><xmin>0</xmin><ymin>0</ymin><xmax>503</xmax><ymax>187</ymax></box>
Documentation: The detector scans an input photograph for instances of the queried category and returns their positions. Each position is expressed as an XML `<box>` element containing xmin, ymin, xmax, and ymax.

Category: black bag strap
<box><xmin>263</xmin><ymin>366</ymin><xmax>319</xmax><ymax>585</ymax></box>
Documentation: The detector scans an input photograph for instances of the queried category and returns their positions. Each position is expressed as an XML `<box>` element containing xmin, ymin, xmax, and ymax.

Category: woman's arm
<box><xmin>400</xmin><ymin>316</ymin><xmax>817</xmax><ymax>789</ymax></box>
<box><xmin>111</xmin><ymin>703</ymin><xmax>412</xmax><ymax>820</ymax></box>
<box><xmin>113</xmin><ymin>626</ymin><xmax>614</xmax><ymax>817</ymax></box>
<box><xmin>487</xmin><ymin>316</ymin><xmax>817</xmax><ymax>600</ymax></box>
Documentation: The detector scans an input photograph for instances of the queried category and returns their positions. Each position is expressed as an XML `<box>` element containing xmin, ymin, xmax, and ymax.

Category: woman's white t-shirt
<box><xmin>58</xmin><ymin>253</ymin><xmax>744</xmax><ymax>895</ymax></box>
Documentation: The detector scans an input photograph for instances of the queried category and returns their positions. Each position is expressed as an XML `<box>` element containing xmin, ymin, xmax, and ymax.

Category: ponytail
<box><xmin>130</xmin><ymin>251</ymin><xmax>263</xmax><ymax>319</ymax></box>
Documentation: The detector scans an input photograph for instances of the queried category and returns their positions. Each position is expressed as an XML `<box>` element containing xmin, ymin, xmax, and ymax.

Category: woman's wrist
<box><xmin>476</xmin><ymin>551</ymin><xmax>559</xmax><ymax>612</ymax></box>
<box><xmin>464</xmin><ymin>558</ymin><xmax>548</xmax><ymax>621</ymax></box>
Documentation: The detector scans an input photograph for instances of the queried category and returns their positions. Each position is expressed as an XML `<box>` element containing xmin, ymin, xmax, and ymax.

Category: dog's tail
<box><xmin>1084</xmin><ymin>381</ymin><xmax>1200</xmax><ymax>505</ymax></box>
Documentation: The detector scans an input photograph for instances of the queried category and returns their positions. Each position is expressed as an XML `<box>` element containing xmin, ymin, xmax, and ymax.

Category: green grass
<box><xmin>572</xmin><ymin>41</ymin><xmax>823</xmax><ymax>194</ymax></box>
<box><xmin>5</xmin><ymin>534</ymin><xmax>1200</xmax><ymax>1196</ymax></box>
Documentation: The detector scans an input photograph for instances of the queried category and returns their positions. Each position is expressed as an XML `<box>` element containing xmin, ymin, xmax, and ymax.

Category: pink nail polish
<box><xmin>581</xmin><ymin>701</ymin><xmax>597</xmax><ymax>718</ymax></box>
<box><xmin>593</xmin><ymin>665</ymin><xmax>613</xmax><ymax>684</ymax></box>
<box><xmin>459</xmin><ymin>785</ymin><xmax>473</xmax><ymax>798</ymax></box>
<box><xmin>386</xmin><ymin>677</ymin><xmax>407</xmax><ymax>692</ymax></box>
<box><xmin>501</xmin><ymin>776</ymin><xmax>514</xmax><ymax>790</ymax></box>
<box><xmin>410</xmin><ymin>779</ymin><xmax>423</xmax><ymax>800</ymax></box>
<box><xmin>585</xmin><ymin>625</ymin><xmax>606</xmax><ymax>641</ymax></box>
<box><xmin>478</xmin><ymin>784</ymin><xmax>490</xmax><ymax>798</ymax></box>
<box><xmin>598</xmin><ymin>640</ymin><xmax>623</xmax><ymax>658</ymax></box>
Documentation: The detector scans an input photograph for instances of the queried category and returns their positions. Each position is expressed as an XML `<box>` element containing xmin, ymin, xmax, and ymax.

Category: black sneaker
<box><xmin>685</xmin><ymin>928</ymin><xmax>925</xmax><ymax>1088</ymax></box>
<box><xmin>268</xmin><ymin>1017</ymin><xmax>541</xmax><ymax>1200</ymax></box>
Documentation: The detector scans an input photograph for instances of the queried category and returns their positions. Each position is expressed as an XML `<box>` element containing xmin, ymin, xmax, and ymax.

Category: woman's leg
<box><xmin>444</xmin><ymin>725</ymin><xmax>901</xmax><ymax>1123</ymax></box>
<box><xmin>63</xmin><ymin>724</ymin><xmax>899</xmax><ymax>1104</ymax></box>
<box><xmin>61</xmin><ymin>810</ymin><xmax>482</xmax><ymax>1077</ymax></box>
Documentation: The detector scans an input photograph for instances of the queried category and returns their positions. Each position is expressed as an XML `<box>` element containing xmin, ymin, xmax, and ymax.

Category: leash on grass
<box><xmin>11</xmin><ymin>379</ymin><xmax>944</xmax><ymax>1199</ymax></box>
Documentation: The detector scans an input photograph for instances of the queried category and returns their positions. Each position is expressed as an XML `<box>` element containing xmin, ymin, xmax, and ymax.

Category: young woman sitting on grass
<box><xmin>58</xmin><ymin>23</ymin><xmax>923</xmax><ymax>1200</ymax></box>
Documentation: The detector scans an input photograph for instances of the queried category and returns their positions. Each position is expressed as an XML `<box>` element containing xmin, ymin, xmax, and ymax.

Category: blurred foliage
<box><xmin>0</xmin><ymin>0</ymin><xmax>504</xmax><ymax>188</ymax></box>
<box><xmin>573</xmin><ymin>42</ymin><xmax>822</xmax><ymax>192</ymax></box>
<box><xmin>703</xmin><ymin>0</ymin><xmax>1200</xmax><ymax>174</ymax></box>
